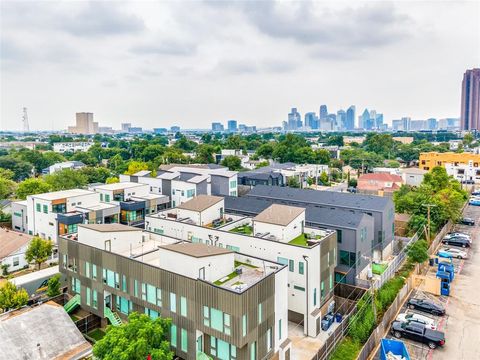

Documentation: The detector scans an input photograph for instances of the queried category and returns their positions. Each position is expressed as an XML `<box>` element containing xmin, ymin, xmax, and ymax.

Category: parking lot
<box><xmin>373</xmin><ymin>204</ymin><xmax>480</xmax><ymax>360</ymax></box>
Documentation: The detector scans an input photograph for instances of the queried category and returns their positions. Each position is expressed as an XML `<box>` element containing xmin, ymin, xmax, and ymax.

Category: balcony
<box><xmin>57</xmin><ymin>212</ymin><xmax>84</xmax><ymax>225</ymax></box>
<box><xmin>120</xmin><ymin>200</ymin><xmax>146</xmax><ymax>211</ymax></box>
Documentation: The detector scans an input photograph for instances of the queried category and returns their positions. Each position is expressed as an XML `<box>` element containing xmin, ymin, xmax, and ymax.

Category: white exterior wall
<box><xmin>146</xmin><ymin>215</ymin><xmax>323</xmax><ymax>335</ymax></box>
<box><xmin>171</xmin><ymin>180</ymin><xmax>196</xmax><ymax>207</ymax></box>
<box><xmin>274</xmin><ymin>266</ymin><xmax>289</xmax><ymax>353</ymax></box>
<box><xmin>137</xmin><ymin>177</ymin><xmax>163</xmax><ymax>194</ymax></box>
<box><xmin>77</xmin><ymin>227</ymin><xmax>143</xmax><ymax>254</ymax></box>
<box><xmin>53</xmin><ymin>142</ymin><xmax>93</xmax><ymax>153</ymax></box>
<box><xmin>402</xmin><ymin>172</ymin><xmax>424</xmax><ymax>186</ymax></box>
<box><xmin>228</xmin><ymin>174</ymin><xmax>238</xmax><ymax>196</ymax></box>
<box><xmin>445</xmin><ymin>161</ymin><xmax>480</xmax><ymax>183</ymax></box>
<box><xmin>198</xmin><ymin>201</ymin><xmax>223</xmax><ymax>226</ymax></box>
<box><xmin>11</xmin><ymin>201</ymin><xmax>28</xmax><ymax>233</ymax></box>
<box><xmin>253</xmin><ymin>214</ymin><xmax>304</xmax><ymax>243</ymax></box>
<box><xmin>157</xmin><ymin>250</ymin><xmax>234</xmax><ymax>282</ymax></box>
<box><xmin>0</xmin><ymin>244</ymin><xmax>30</xmax><ymax>272</ymax></box>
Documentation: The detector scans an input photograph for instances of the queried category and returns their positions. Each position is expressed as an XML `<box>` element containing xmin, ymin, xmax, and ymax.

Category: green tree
<box><xmin>314</xmin><ymin>149</ymin><xmax>331</xmax><ymax>164</ymax></box>
<box><xmin>16</xmin><ymin>178</ymin><xmax>51</xmax><ymax>199</ymax></box>
<box><xmin>326</xmin><ymin>135</ymin><xmax>344</xmax><ymax>146</ymax></box>
<box><xmin>47</xmin><ymin>274</ymin><xmax>61</xmax><ymax>297</ymax></box>
<box><xmin>125</xmin><ymin>161</ymin><xmax>149</xmax><ymax>175</ymax></box>
<box><xmin>0</xmin><ymin>281</ymin><xmax>29</xmax><ymax>312</ymax></box>
<box><xmin>463</xmin><ymin>133</ymin><xmax>474</xmax><ymax>146</ymax></box>
<box><xmin>287</xmin><ymin>177</ymin><xmax>300</xmax><ymax>188</ymax></box>
<box><xmin>71</xmin><ymin>151</ymin><xmax>98</xmax><ymax>166</ymax></box>
<box><xmin>0</xmin><ymin>168</ymin><xmax>14</xmax><ymax>179</ymax></box>
<box><xmin>93</xmin><ymin>312</ymin><xmax>173</xmax><ymax>360</ymax></box>
<box><xmin>319</xmin><ymin>171</ymin><xmax>330</xmax><ymax>186</ymax></box>
<box><xmin>407</xmin><ymin>240</ymin><xmax>429</xmax><ymax>264</ymax></box>
<box><xmin>79</xmin><ymin>167</ymin><xmax>112</xmax><ymax>183</ymax></box>
<box><xmin>106</xmin><ymin>176</ymin><xmax>119</xmax><ymax>184</ymax></box>
<box><xmin>0</xmin><ymin>176</ymin><xmax>16</xmax><ymax>199</ymax></box>
<box><xmin>142</xmin><ymin>145</ymin><xmax>165</xmax><ymax>162</ymax></box>
<box><xmin>221</xmin><ymin>156</ymin><xmax>242</xmax><ymax>171</ymax></box>
<box><xmin>385</xmin><ymin>160</ymin><xmax>401</xmax><ymax>168</ymax></box>
<box><xmin>255</xmin><ymin>160</ymin><xmax>270</xmax><ymax>169</ymax></box>
<box><xmin>25</xmin><ymin>237</ymin><xmax>53</xmax><ymax>270</ymax></box>
<box><xmin>0</xmin><ymin>156</ymin><xmax>32</xmax><ymax>181</ymax></box>
<box><xmin>194</xmin><ymin>144</ymin><xmax>216</xmax><ymax>164</ymax></box>
<box><xmin>44</xmin><ymin>168</ymin><xmax>88</xmax><ymax>191</ymax></box>
<box><xmin>423</xmin><ymin>166</ymin><xmax>450</xmax><ymax>193</ymax></box>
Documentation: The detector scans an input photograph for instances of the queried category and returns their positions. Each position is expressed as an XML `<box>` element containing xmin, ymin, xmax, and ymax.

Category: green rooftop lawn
<box><xmin>234</xmin><ymin>260</ymin><xmax>257</xmax><ymax>268</ymax></box>
<box><xmin>372</xmin><ymin>262</ymin><xmax>388</xmax><ymax>275</ymax></box>
<box><xmin>230</xmin><ymin>225</ymin><xmax>253</xmax><ymax>235</ymax></box>
<box><xmin>87</xmin><ymin>328</ymin><xmax>106</xmax><ymax>342</ymax></box>
<box><xmin>213</xmin><ymin>270</ymin><xmax>239</xmax><ymax>286</ymax></box>
<box><xmin>288</xmin><ymin>233</ymin><xmax>310</xmax><ymax>247</ymax></box>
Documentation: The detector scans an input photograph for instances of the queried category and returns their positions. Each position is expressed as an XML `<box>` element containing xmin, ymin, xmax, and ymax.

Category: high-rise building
<box><xmin>211</xmin><ymin>122</ymin><xmax>224</xmax><ymax>132</ymax></box>
<box><xmin>336</xmin><ymin>110</ymin><xmax>346</xmax><ymax>130</ymax></box>
<box><xmin>375</xmin><ymin>114</ymin><xmax>384</xmax><ymax>129</ymax></box>
<box><xmin>171</xmin><ymin>126</ymin><xmax>181</xmax><ymax>132</ymax></box>
<box><xmin>121</xmin><ymin>123</ymin><xmax>132</xmax><ymax>132</ymax></box>
<box><xmin>345</xmin><ymin>106</ymin><xmax>356</xmax><ymax>130</ymax></box>
<box><xmin>319</xmin><ymin>105</ymin><xmax>328</xmax><ymax>119</ymax></box>
<box><xmin>227</xmin><ymin>120</ymin><xmax>237</xmax><ymax>132</ymax></box>
<box><xmin>426</xmin><ymin>118</ymin><xmax>437</xmax><ymax>130</ymax></box>
<box><xmin>461</xmin><ymin>69</ymin><xmax>480</xmax><ymax>130</ymax></box>
<box><xmin>360</xmin><ymin>109</ymin><xmax>373</xmax><ymax>130</ymax></box>
<box><xmin>304</xmin><ymin>112</ymin><xmax>317</xmax><ymax>129</ymax></box>
<box><xmin>287</xmin><ymin>108</ymin><xmax>301</xmax><ymax>130</ymax></box>
<box><xmin>67</xmin><ymin>112</ymin><xmax>98</xmax><ymax>134</ymax></box>
<box><xmin>402</xmin><ymin>117</ymin><xmax>411</xmax><ymax>131</ymax></box>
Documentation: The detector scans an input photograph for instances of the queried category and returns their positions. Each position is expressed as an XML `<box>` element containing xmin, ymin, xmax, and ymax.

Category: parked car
<box><xmin>439</xmin><ymin>247</ymin><xmax>468</xmax><ymax>259</ymax></box>
<box><xmin>469</xmin><ymin>198</ymin><xmax>480</xmax><ymax>206</ymax></box>
<box><xmin>442</xmin><ymin>236</ymin><xmax>471</xmax><ymax>248</ymax></box>
<box><xmin>462</xmin><ymin>179</ymin><xmax>475</xmax><ymax>184</ymax></box>
<box><xmin>471</xmin><ymin>190</ymin><xmax>480</xmax><ymax>196</ymax></box>
<box><xmin>321</xmin><ymin>313</ymin><xmax>335</xmax><ymax>331</ymax></box>
<box><xmin>444</xmin><ymin>232</ymin><xmax>471</xmax><ymax>241</ymax></box>
<box><xmin>406</xmin><ymin>298</ymin><xmax>445</xmax><ymax>316</ymax></box>
<box><xmin>390</xmin><ymin>321</ymin><xmax>445</xmax><ymax>349</ymax></box>
<box><xmin>459</xmin><ymin>217</ymin><xmax>475</xmax><ymax>226</ymax></box>
<box><xmin>396</xmin><ymin>312</ymin><xmax>437</xmax><ymax>330</ymax></box>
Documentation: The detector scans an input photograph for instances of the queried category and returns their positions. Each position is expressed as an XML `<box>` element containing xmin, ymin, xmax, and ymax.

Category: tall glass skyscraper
<box><xmin>345</xmin><ymin>105</ymin><xmax>356</xmax><ymax>130</ymax></box>
<box><xmin>461</xmin><ymin>69</ymin><xmax>480</xmax><ymax>130</ymax></box>
<box><xmin>227</xmin><ymin>120</ymin><xmax>238</xmax><ymax>132</ymax></box>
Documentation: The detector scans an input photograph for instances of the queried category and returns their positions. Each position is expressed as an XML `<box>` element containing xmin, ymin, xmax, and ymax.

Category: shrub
<box><xmin>330</xmin><ymin>337</ymin><xmax>361</xmax><ymax>360</ymax></box>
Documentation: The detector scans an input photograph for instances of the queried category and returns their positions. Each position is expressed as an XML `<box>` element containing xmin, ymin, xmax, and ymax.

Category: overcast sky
<box><xmin>1</xmin><ymin>0</ymin><xmax>479</xmax><ymax>131</ymax></box>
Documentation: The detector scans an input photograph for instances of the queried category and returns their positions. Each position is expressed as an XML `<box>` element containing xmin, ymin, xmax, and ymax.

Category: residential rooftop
<box><xmin>253</xmin><ymin>204</ymin><xmax>305</xmax><ymax>226</ymax></box>
<box><xmin>247</xmin><ymin>185</ymin><xmax>392</xmax><ymax>211</ymax></box>
<box><xmin>160</xmin><ymin>242</ymin><xmax>233</xmax><ymax>258</ymax></box>
<box><xmin>0</xmin><ymin>228</ymin><xmax>32</xmax><ymax>259</ymax></box>
<box><xmin>0</xmin><ymin>301</ymin><xmax>92</xmax><ymax>359</ymax></box>
<box><xmin>177</xmin><ymin>194</ymin><xmax>224</xmax><ymax>212</ymax></box>
<box><xmin>78</xmin><ymin>223</ymin><xmax>142</xmax><ymax>232</ymax></box>
<box><xmin>30</xmin><ymin>188</ymin><xmax>94</xmax><ymax>201</ymax></box>
<box><xmin>91</xmin><ymin>181</ymin><xmax>146</xmax><ymax>191</ymax></box>
<box><xmin>358</xmin><ymin>173</ymin><xmax>403</xmax><ymax>182</ymax></box>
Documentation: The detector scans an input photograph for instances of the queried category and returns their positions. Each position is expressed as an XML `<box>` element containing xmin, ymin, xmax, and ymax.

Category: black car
<box><xmin>391</xmin><ymin>321</ymin><xmax>445</xmax><ymax>349</ymax></box>
<box><xmin>472</xmin><ymin>190</ymin><xmax>480</xmax><ymax>196</ymax></box>
<box><xmin>407</xmin><ymin>298</ymin><xmax>445</xmax><ymax>316</ymax></box>
<box><xmin>460</xmin><ymin>217</ymin><xmax>475</xmax><ymax>226</ymax></box>
<box><xmin>441</xmin><ymin>236</ymin><xmax>471</xmax><ymax>248</ymax></box>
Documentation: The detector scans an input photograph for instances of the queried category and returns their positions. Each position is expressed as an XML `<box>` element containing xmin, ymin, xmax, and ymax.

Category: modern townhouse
<box><xmin>59</xmin><ymin>223</ymin><xmax>290</xmax><ymax>360</ymax></box>
<box><xmin>11</xmin><ymin>189</ymin><xmax>109</xmax><ymax>242</ymax></box>
<box><xmin>245</xmin><ymin>185</ymin><xmax>395</xmax><ymax>260</ymax></box>
<box><xmin>146</xmin><ymin>195</ymin><xmax>337</xmax><ymax>337</ymax></box>
<box><xmin>120</xmin><ymin>164</ymin><xmax>237</xmax><ymax>207</ymax></box>
<box><xmin>88</xmin><ymin>182</ymin><xmax>169</xmax><ymax>227</ymax></box>
<box><xmin>223</xmin><ymin>196</ymin><xmax>375</xmax><ymax>285</ymax></box>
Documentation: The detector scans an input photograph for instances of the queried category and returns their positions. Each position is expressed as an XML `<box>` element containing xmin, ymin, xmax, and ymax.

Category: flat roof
<box><xmin>157</xmin><ymin>171</ymin><xmax>181</xmax><ymax>180</ymax></box>
<box><xmin>0</xmin><ymin>229</ymin><xmax>33</xmax><ymax>259</ymax></box>
<box><xmin>160</xmin><ymin>242</ymin><xmax>232</xmax><ymax>258</ymax></box>
<box><xmin>177</xmin><ymin>194</ymin><xmax>224</xmax><ymax>212</ymax></box>
<box><xmin>92</xmin><ymin>182</ymin><xmax>145</xmax><ymax>191</ymax></box>
<box><xmin>79</xmin><ymin>202</ymin><xmax>119</xmax><ymax>211</ymax></box>
<box><xmin>0</xmin><ymin>302</ymin><xmax>92</xmax><ymax>359</ymax></box>
<box><xmin>78</xmin><ymin>223</ymin><xmax>142</xmax><ymax>232</ymax></box>
<box><xmin>253</xmin><ymin>204</ymin><xmax>305</xmax><ymax>226</ymax></box>
<box><xmin>247</xmin><ymin>185</ymin><xmax>392</xmax><ymax>211</ymax></box>
<box><xmin>31</xmin><ymin>188</ymin><xmax>94</xmax><ymax>201</ymax></box>
<box><xmin>133</xmin><ymin>170</ymin><xmax>152</xmax><ymax>177</ymax></box>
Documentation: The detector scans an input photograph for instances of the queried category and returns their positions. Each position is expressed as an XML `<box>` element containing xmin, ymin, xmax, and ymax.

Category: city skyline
<box><xmin>1</xmin><ymin>1</ymin><xmax>479</xmax><ymax>131</ymax></box>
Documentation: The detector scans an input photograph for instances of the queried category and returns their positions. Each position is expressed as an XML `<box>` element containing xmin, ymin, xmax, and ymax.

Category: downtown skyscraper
<box><xmin>461</xmin><ymin>68</ymin><xmax>480</xmax><ymax>130</ymax></box>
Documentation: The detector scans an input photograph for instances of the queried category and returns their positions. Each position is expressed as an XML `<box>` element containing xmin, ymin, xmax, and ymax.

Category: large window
<box><xmin>85</xmin><ymin>261</ymin><xmax>90</xmax><ymax>278</ymax></box>
<box><xmin>339</xmin><ymin>250</ymin><xmax>356</xmax><ymax>267</ymax></box>
<box><xmin>145</xmin><ymin>307</ymin><xmax>159</xmax><ymax>320</ymax></box>
<box><xmin>337</xmin><ymin>229</ymin><xmax>342</xmax><ymax>243</ymax></box>
<box><xmin>180</xmin><ymin>296</ymin><xmax>187</xmax><ymax>317</ymax></box>
<box><xmin>171</xmin><ymin>324</ymin><xmax>177</xmax><ymax>348</ymax></box>
<box><xmin>92</xmin><ymin>289</ymin><xmax>98</xmax><ymax>309</ymax></box>
<box><xmin>186</xmin><ymin>189</ymin><xmax>195</xmax><ymax>198</ymax></box>
<box><xmin>115</xmin><ymin>295</ymin><xmax>132</xmax><ymax>315</ymax></box>
<box><xmin>170</xmin><ymin>292</ymin><xmax>176</xmax><ymax>313</ymax></box>
<box><xmin>181</xmin><ymin>328</ymin><xmax>188</xmax><ymax>353</ymax></box>
<box><xmin>92</xmin><ymin>264</ymin><xmax>97</xmax><ymax>280</ymax></box>
<box><xmin>204</xmin><ymin>307</ymin><xmax>231</xmax><ymax>335</ymax></box>
<box><xmin>52</xmin><ymin>203</ymin><xmax>66</xmax><ymax>213</ymax></box>
<box><xmin>210</xmin><ymin>337</ymin><xmax>237</xmax><ymax>360</ymax></box>
<box><xmin>288</xmin><ymin>259</ymin><xmax>294</xmax><ymax>272</ymax></box>
<box><xmin>277</xmin><ymin>257</ymin><xmax>288</xmax><ymax>266</ymax></box>
<box><xmin>299</xmin><ymin>261</ymin><xmax>304</xmax><ymax>275</ymax></box>
<box><xmin>36</xmin><ymin>203</ymin><xmax>41</xmax><ymax>212</ymax></box>
<box><xmin>71</xmin><ymin>277</ymin><xmax>81</xmax><ymax>294</ymax></box>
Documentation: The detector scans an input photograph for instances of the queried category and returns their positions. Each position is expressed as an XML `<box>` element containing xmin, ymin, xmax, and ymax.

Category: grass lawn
<box><xmin>230</xmin><ymin>225</ymin><xmax>253</xmax><ymax>235</ymax></box>
<box><xmin>87</xmin><ymin>328</ymin><xmax>106</xmax><ymax>342</ymax></box>
<box><xmin>372</xmin><ymin>262</ymin><xmax>388</xmax><ymax>275</ymax></box>
<box><xmin>288</xmin><ymin>233</ymin><xmax>309</xmax><ymax>247</ymax></box>
<box><xmin>234</xmin><ymin>260</ymin><xmax>257</xmax><ymax>268</ymax></box>
<box><xmin>213</xmin><ymin>271</ymin><xmax>239</xmax><ymax>286</ymax></box>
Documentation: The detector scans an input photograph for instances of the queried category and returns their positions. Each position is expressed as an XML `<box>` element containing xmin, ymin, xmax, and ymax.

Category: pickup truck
<box><xmin>391</xmin><ymin>321</ymin><xmax>445</xmax><ymax>349</ymax></box>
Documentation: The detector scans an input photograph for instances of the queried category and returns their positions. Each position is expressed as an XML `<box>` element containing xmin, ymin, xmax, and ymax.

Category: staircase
<box><xmin>104</xmin><ymin>306</ymin><xmax>122</xmax><ymax>326</ymax></box>
<box><xmin>64</xmin><ymin>294</ymin><xmax>81</xmax><ymax>314</ymax></box>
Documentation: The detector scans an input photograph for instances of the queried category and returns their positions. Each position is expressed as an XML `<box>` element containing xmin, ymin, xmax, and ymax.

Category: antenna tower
<box><xmin>22</xmin><ymin>107</ymin><xmax>30</xmax><ymax>132</ymax></box>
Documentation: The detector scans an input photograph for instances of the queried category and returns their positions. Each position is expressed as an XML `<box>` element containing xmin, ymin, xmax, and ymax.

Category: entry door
<box><xmin>197</xmin><ymin>335</ymin><xmax>203</xmax><ymax>352</ymax></box>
